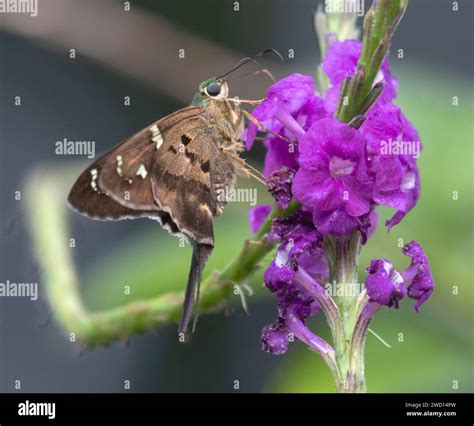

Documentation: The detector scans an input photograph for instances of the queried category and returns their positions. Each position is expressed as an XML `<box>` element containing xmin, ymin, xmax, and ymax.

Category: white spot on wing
<box><xmin>116</xmin><ymin>155</ymin><xmax>123</xmax><ymax>176</ymax></box>
<box><xmin>136</xmin><ymin>164</ymin><xmax>148</xmax><ymax>179</ymax></box>
<box><xmin>150</xmin><ymin>124</ymin><xmax>163</xmax><ymax>149</ymax></box>
<box><xmin>90</xmin><ymin>168</ymin><xmax>99</xmax><ymax>192</ymax></box>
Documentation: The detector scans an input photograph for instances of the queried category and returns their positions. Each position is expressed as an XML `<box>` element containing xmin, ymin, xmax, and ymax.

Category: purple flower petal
<box><xmin>245</xmin><ymin>73</ymin><xmax>317</xmax><ymax>150</ymax></box>
<box><xmin>248</xmin><ymin>205</ymin><xmax>272</xmax><ymax>234</ymax></box>
<box><xmin>263</xmin><ymin>136</ymin><xmax>299</xmax><ymax>178</ymax></box>
<box><xmin>312</xmin><ymin>209</ymin><xmax>378</xmax><ymax>244</ymax></box>
<box><xmin>297</xmin><ymin>251</ymin><xmax>329</xmax><ymax>284</ymax></box>
<box><xmin>365</xmin><ymin>259</ymin><xmax>407</xmax><ymax>308</ymax></box>
<box><xmin>261</xmin><ymin>320</ymin><xmax>289</xmax><ymax>355</ymax></box>
<box><xmin>267</xmin><ymin>166</ymin><xmax>295</xmax><ymax>209</ymax></box>
<box><xmin>361</xmin><ymin>104</ymin><xmax>422</xmax><ymax>228</ymax></box>
<box><xmin>285</xmin><ymin>306</ymin><xmax>334</xmax><ymax>355</ymax></box>
<box><xmin>322</xmin><ymin>39</ymin><xmax>361</xmax><ymax>85</ymax></box>
<box><xmin>293</xmin><ymin>117</ymin><xmax>374</xmax><ymax>217</ymax></box>
<box><xmin>361</xmin><ymin>210</ymin><xmax>379</xmax><ymax>243</ymax></box>
<box><xmin>402</xmin><ymin>241</ymin><xmax>435</xmax><ymax>312</ymax></box>
<box><xmin>294</xmin><ymin>171</ymin><xmax>344</xmax><ymax>211</ymax></box>
<box><xmin>274</xmin><ymin>108</ymin><xmax>305</xmax><ymax>138</ymax></box>
<box><xmin>313</xmin><ymin>208</ymin><xmax>359</xmax><ymax>237</ymax></box>
<box><xmin>245</xmin><ymin>73</ymin><xmax>327</xmax><ymax>177</ymax></box>
<box><xmin>323</xmin><ymin>84</ymin><xmax>342</xmax><ymax>116</ymax></box>
<box><xmin>264</xmin><ymin>260</ymin><xmax>295</xmax><ymax>294</ymax></box>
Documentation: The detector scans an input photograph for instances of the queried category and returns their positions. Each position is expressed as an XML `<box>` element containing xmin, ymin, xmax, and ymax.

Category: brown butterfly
<box><xmin>68</xmin><ymin>51</ymin><xmax>280</xmax><ymax>334</ymax></box>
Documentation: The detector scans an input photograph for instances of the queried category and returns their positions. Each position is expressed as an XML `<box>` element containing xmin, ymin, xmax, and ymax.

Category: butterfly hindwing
<box><xmin>150</xmin><ymin>114</ymin><xmax>225</xmax><ymax>245</ymax></box>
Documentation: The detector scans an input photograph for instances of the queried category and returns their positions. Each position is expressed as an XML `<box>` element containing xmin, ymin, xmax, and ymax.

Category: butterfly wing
<box><xmin>68</xmin><ymin>105</ymin><xmax>238</xmax><ymax>333</ymax></box>
<box><xmin>67</xmin><ymin>154</ymin><xmax>149</xmax><ymax>220</ymax></box>
<box><xmin>149</xmin><ymin>113</ymin><xmax>236</xmax><ymax>246</ymax></box>
<box><xmin>67</xmin><ymin>106</ymin><xmax>206</xmax><ymax>236</ymax></box>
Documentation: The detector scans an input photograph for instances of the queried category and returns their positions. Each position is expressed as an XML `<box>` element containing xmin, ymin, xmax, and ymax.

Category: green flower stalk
<box><xmin>245</xmin><ymin>0</ymin><xmax>433</xmax><ymax>394</ymax></box>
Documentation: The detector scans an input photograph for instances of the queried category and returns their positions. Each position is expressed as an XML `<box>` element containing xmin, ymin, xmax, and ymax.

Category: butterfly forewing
<box><xmin>97</xmin><ymin>126</ymin><xmax>158</xmax><ymax>211</ymax></box>
<box><xmin>67</xmin><ymin>104</ymin><xmax>237</xmax><ymax>246</ymax></box>
<box><xmin>67</xmin><ymin>155</ymin><xmax>149</xmax><ymax>220</ymax></box>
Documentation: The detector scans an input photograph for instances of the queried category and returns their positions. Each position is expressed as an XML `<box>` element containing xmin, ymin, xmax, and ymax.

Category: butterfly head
<box><xmin>199</xmin><ymin>78</ymin><xmax>229</xmax><ymax>100</ymax></box>
<box><xmin>192</xmin><ymin>78</ymin><xmax>229</xmax><ymax>106</ymax></box>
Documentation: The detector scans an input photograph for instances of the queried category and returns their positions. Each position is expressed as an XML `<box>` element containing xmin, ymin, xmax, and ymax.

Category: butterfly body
<box><xmin>68</xmin><ymin>79</ymin><xmax>246</xmax><ymax>333</ymax></box>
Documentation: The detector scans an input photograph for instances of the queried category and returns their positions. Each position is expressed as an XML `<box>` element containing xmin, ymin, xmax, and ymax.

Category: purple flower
<box><xmin>293</xmin><ymin>117</ymin><xmax>374</xmax><ymax>218</ymax></box>
<box><xmin>364</xmin><ymin>241</ymin><xmax>434</xmax><ymax>311</ymax></box>
<box><xmin>245</xmin><ymin>73</ymin><xmax>315</xmax><ymax>150</ymax></box>
<box><xmin>322</xmin><ymin>39</ymin><xmax>398</xmax><ymax>114</ymax></box>
<box><xmin>267</xmin><ymin>166</ymin><xmax>295</xmax><ymax>209</ymax></box>
<box><xmin>261</xmin><ymin>211</ymin><xmax>330</xmax><ymax>355</ymax></box>
<box><xmin>262</xmin><ymin>256</ymin><xmax>320</xmax><ymax>355</ymax></box>
<box><xmin>271</xmin><ymin>214</ymin><xmax>327</xmax><ymax>275</ymax></box>
<box><xmin>261</xmin><ymin>320</ymin><xmax>289</xmax><ymax>355</ymax></box>
<box><xmin>255</xmin><ymin>34</ymin><xmax>431</xmax><ymax>375</ymax></box>
<box><xmin>402</xmin><ymin>241</ymin><xmax>435</xmax><ymax>312</ymax></box>
<box><xmin>245</xmin><ymin>73</ymin><xmax>327</xmax><ymax>177</ymax></box>
<box><xmin>262</xmin><ymin>301</ymin><xmax>333</xmax><ymax>356</ymax></box>
<box><xmin>362</xmin><ymin>104</ymin><xmax>422</xmax><ymax>229</ymax></box>
<box><xmin>365</xmin><ymin>259</ymin><xmax>407</xmax><ymax>308</ymax></box>
<box><xmin>267</xmin><ymin>211</ymin><xmax>327</xmax><ymax>276</ymax></box>
<box><xmin>248</xmin><ymin>205</ymin><xmax>272</xmax><ymax>234</ymax></box>
<box><xmin>263</xmin><ymin>259</ymin><xmax>296</xmax><ymax>295</ymax></box>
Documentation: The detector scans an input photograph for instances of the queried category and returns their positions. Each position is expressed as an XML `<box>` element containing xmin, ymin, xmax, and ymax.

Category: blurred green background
<box><xmin>1</xmin><ymin>0</ymin><xmax>472</xmax><ymax>392</ymax></box>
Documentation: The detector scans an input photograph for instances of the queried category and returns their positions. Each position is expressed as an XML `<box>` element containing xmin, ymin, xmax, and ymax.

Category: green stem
<box><xmin>24</xmin><ymin>166</ymin><xmax>298</xmax><ymax>347</ymax></box>
<box><xmin>324</xmin><ymin>232</ymin><xmax>364</xmax><ymax>392</ymax></box>
<box><xmin>348</xmin><ymin>292</ymin><xmax>381</xmax><ymax>392</ymax></box>
<box><xmin>317</xmin><ymin>0</ymin><xmax>409</xmax><ymax>393</ymax></box>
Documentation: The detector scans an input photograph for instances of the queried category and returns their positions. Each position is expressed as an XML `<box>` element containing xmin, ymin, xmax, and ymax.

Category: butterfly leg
<box><xmin>244</xmin><ymin>161</ymin><xmax>266</xmax><ymax>185</ymax></box>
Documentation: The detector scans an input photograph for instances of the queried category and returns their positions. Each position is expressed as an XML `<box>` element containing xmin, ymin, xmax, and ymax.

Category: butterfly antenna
<box><xmin>216</xmin><ymin>49</ymin><xmax>284</xmax><ymax>81</ymax></box>
<box><xmin>228</xmin><ymin>68</ymin><xmax>276</xmax><ymax>85</ymax></box>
